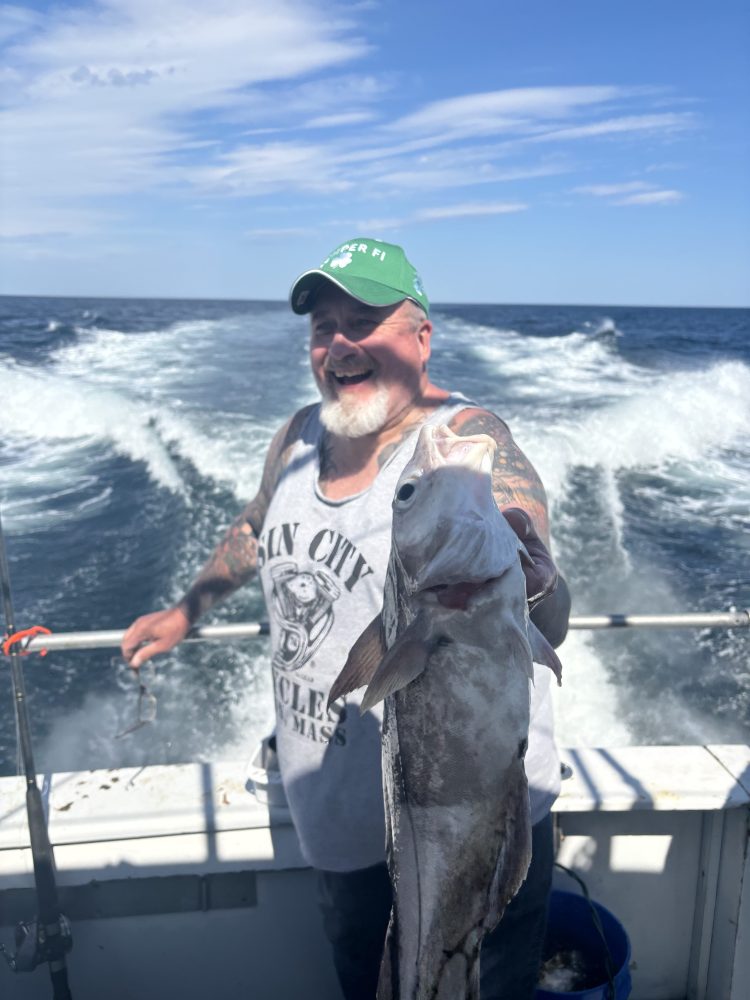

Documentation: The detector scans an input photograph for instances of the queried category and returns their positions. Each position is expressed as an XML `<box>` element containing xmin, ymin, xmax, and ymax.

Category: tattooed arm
<box><xmin>450</xmin><ymin>407</ymin><xmax>570</xmax><ymax>647</ymax></box>
<box><xmin>450</xmin><ymin>407</ymin><xmax>550</xmax><ymax>540</ymax></box>
<box><xmin>121</xmin><ymin>406</ymin><xmax>314</xmax><ymax>669</ymax></box>
<box><xmin>178</xmin><ymin>405</ymin><xmax>314</xmax><ymax>621</ymax></box>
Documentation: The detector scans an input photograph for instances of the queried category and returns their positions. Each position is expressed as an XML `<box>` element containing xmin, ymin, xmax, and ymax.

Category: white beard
<box><xmin>319</xmin><ymin>383</ymin><xmax>391</xmax><ymax>438</ymax></box>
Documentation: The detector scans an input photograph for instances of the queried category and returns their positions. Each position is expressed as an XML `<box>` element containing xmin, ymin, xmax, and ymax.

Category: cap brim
<box><xmin>290</xmin><ymin>270</ymin><xmax>410</xmax><ymax>315</ymax></box>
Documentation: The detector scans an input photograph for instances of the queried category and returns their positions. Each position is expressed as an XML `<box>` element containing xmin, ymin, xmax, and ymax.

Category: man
<box><xmin>122</xmin><ymin>237</ymin><xmax>570</xmax><ymax>999</ymax></box>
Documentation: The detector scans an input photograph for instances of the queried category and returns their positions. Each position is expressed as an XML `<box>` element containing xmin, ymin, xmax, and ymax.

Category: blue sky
<box><xmin>1</xmin><ymin>0</ymin><xmax>748</xmax><ymax>306</ymax></box>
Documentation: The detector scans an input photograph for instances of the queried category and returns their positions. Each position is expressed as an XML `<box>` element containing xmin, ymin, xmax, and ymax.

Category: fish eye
<box><xmin>394</xmin><ymin>480</ymin><xmax>418</xmax><ymax>507</ymax></box>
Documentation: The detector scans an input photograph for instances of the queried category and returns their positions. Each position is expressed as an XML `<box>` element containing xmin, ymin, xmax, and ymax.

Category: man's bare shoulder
<box><xmin>449</xmin><ymin>405</ymin><xmax>550</xmax><ymax>540</ymax></box>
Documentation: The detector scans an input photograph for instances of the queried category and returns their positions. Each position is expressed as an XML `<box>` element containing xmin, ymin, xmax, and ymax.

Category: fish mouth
<box><xmin>424</xmin><ymin>425</ymin><xmax>496</xmax><ymax>473</ymax></box>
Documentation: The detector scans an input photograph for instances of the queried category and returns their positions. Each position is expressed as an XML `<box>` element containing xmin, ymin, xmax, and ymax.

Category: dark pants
<box><xmin>317</xmin><ymin>812</ymin><xmax>554</xmax><ymax>1000</ymax></box>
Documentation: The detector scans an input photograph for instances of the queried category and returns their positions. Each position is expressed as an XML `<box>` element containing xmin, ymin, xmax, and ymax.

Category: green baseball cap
<box><xmin>289</xmin><ymin>237</ymin><xmax>430</xmax><ymax>316</ymax></box>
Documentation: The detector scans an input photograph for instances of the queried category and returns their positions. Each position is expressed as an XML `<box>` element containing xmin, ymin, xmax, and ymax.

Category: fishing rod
<box><xmin>0</xmin><ymin>509</ymin><xmax>73</xmax><ymax>999</ymax></box>
<box><xmin>9</xmin><ymin>609</ymin><xmax>749</xmax><ymax>654</ymax></box>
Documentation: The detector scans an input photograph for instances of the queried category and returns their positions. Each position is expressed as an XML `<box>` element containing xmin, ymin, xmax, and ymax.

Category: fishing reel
<box><xmin>0</xmin><ymin>914</ymin><xmax>73</xmax><ymax>973</ymax></box>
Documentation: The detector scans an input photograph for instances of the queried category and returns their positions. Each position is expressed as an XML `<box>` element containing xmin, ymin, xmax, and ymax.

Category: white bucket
<box><xmin>245</xmin><ymin>733</ymin><xmax>289</xmax><ymax>808</ymax></box>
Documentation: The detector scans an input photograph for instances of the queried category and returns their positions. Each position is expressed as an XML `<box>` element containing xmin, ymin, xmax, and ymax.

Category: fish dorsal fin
<box><xmin>529</xmin><ymin>621</ymin><xmax>563</xmax><ymax>685</ymax></box>
<box><xmin>360</xmin><ymin>611</ymin><xmax>434</xmax><ymax>713</ymax></box>
<box><xmin>327</xmin><ymin>614</ymin><xmax>387</xmax><ymax>709</ymax></box>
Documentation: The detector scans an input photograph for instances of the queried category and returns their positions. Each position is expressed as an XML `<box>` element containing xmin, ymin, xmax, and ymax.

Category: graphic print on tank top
<box><xmin>269</xmin><ymin>562</ymin><xmax>340</xmax><ymax>671</ymax></box>
<box><xmin>259</xmin><ymin>516</ymin><xmax>379</xmax><ymax>750</ymax></box>
<box><xmin>259</xmin><ymin>520</ymin><xmax>377</xmax><ymax>672</ymax></box>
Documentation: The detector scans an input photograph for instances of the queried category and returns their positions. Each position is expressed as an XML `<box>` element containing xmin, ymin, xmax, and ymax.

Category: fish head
<box><xmin>392</xmin><ymin>424</ymin><xmax>520</xmax><ymax>598</ymax></box>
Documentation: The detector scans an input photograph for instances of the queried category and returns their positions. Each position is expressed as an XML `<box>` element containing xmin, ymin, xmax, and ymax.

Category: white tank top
<box><xmin>258</xmin><ymin>397</ymin><xmax>560</xmax><ymax>871</ymax></box>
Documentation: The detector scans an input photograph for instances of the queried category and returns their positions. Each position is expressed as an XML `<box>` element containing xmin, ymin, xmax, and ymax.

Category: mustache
<box><xmin>323</xmin><ymin>360</ymin><xmax>377</xmax><ymax>376</ymax></box>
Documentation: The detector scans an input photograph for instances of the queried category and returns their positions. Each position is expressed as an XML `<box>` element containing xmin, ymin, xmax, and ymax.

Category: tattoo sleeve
<box><xmin>450</xmin><ymin>407</ymin><xmax>551</xmax><ymax>544</ymax></box>
<box><xmin>178</xmin><ymin>407</ymin><xmax>312</xmax><ymax>624</ymax></box>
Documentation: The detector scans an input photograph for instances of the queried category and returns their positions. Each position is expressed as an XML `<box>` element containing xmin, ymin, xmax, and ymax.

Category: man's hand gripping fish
<box><xmin>329</xmin><ymin>424</ymin><xmax>562</xmax><ymax>1000</ymax></box>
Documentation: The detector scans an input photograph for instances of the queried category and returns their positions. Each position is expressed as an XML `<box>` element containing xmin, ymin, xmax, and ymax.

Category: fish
<box><xmin>328</xmin><ymin>423</ymin><xmax>562</xmax><ymax>1000</ymax></box>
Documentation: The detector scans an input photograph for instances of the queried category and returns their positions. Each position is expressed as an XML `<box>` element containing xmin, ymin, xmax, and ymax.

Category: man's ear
<box><xmin>417</xmin><ymin>319</ymin><xmax>433</xmax><ymax>365</ymax></box>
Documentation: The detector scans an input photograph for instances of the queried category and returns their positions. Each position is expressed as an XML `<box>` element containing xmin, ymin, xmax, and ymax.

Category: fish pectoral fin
<box><xmin>360</xmin><ymin>613</ymin><xmax>433</xmax><ymax>713</ymax></box>
<box><xmin>327</xmin><ymin>614</ymin><xmax>387</xmax><ymax>710</ymax></box>
<box><xmin>529</xmin><ymin>621</ymin><xmax>563</xmax><ymax>685</ymax></box>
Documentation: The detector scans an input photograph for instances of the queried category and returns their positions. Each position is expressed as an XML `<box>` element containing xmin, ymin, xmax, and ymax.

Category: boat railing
<box><xmin>8</xmin><ymin>609</ymin><xmax>749</xmax><ymax>654</ymax></box>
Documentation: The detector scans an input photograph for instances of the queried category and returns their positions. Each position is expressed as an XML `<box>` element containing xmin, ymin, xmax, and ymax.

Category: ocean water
<box><xmin>0</xmin><ymin>296</ymin><xmax>748</xmax><ymax>776</ymax></box>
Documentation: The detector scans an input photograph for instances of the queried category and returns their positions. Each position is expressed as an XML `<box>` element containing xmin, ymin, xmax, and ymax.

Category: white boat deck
<box><xmin>1</xmin><ymin>744</ymin><xmax>748</xmax><ymax>999</ymax></box>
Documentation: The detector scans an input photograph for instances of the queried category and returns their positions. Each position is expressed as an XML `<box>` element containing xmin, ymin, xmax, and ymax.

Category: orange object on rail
<box><xmin>2</xmin><ymin>625</ymin><xmax>52</xmax><ymax>657</ymax></box>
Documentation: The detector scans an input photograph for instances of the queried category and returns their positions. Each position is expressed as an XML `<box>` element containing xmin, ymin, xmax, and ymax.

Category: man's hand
<box><xmin>501</xmin><ymin>507</ymin><xmax>558</xmax><ymax>607</ymax></box>
<box><xmin>502</xmin><ymin>507</ymin><xmax>571</xmax><ymax>648</ymax></box>
<box><xmin>121</xmin><ymin>605</ymin><xmax>192</xmax><ymax>670</ymax></box>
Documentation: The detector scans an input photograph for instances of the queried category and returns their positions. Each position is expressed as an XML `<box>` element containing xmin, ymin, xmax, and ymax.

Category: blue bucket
<box><xmin>536</xmin><ymin>890</ymin><xmax>632</xmax><ymax>1000</ymax></box>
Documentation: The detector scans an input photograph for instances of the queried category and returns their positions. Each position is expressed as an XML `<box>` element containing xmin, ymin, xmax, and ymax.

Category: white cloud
<box><xmin>574</xmin><ymin>182</ymin><xmax>652</xmax><ymax>197</ymax></box>
<box><xmin>615</xmin><ymin>190</ymin><xmax>684</xmax><ymax>206</ymax></box>
<box><xmin>417</xmin><ymin>202</ymin><xmax>527</xmax><ymax>221</ymax></box>
<box><xmin>573</xmin><ymin>181</ymin><xmax>685</xmax><ymax>206</ymax></box>
<box><xmin>354</xmin><ymin>202</ymin><xmax>527</xmax><ymax>231</ymax></box>
<box><xmin>1</xmin><ymin>4</ymin><xmax>699</xmax><ymax>248</ymax></box>
<box><xmin>530</xmin><ymin>113</ymin><xmax>695</xmax><ymax>143</ymax></box>
<box><xmin>190</xmin><ymin>142</ymin><xmax>353</xmax><ymax>195</ymax></box>
<box><xmin>0</xmin><ymin>5</ymin><xmax>40</xmax><ymax>44</ymax></box>
<box><xmin>376</xmin><ymin>159</ymin><xmax>569</xmax><ymax>192</ymax></box>
<box><xmin>305</xmin><ymin>111</ymin><xmax>377</xmax><ymax>129</ymax></box>
<box><xmin>10</xmin><ymin>1</ymin><xmax>366</xmax><ymax>105</ymax></box>
<box><xmin>1</xmin><ymin>0</ymin><xmax>368</xmax><ymax>235</ymax></box>
<box><xmin>0</xmin><ymin>205</ymin><xmax>114</xmax><ymax>240</ymax></box>
<box><xmin>391</xmin><ymin>86</ymin><xmax>625</xmax><ymax>138</ymax></box>
<box><xmin>188</xmin><ymin>136</ymin><xmax>565</xmax><ymax>201</ymax></box>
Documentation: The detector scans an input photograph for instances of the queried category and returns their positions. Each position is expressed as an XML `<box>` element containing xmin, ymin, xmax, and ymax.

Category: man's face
<box><xmin>309</xmin><ymin>285</ymin><xmax>432</xmax><ymax>438</ymax></box>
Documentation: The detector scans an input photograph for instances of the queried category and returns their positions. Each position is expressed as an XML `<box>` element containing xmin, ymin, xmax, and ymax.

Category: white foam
<box><xmin>2</xmin><ymin>476</ymin><xmax>113</xmax><ymax>531</ymax></box>
<box><xmin>580</xmin><ymin>316</ymin><xmax>622</xmax><ymax>338</ymax></box>
<box><xmin>2</xmin><ymin>344</ymin><xmax>279</xmax><ymax>512</ymax></box>
<box><xmin>552</xmin><ymin>632</ymin><xmax>632</xmax><ymax>747</ymax></box>
<box><xmin>443</xmin><ymin>322</ymin><xmax>750</xmax><ymax>749</ymax></box>
<box><xmin>56</xmin><ymin>321</ymin><xmax>220</xmax><ymax>392</ymax></box>
<box><xmin>458</xmin><ymin>326</ymin><xmax>637</xmax><ymax>405</ymax></box>
<box><xmin>32</xmin><ymin>645</ymin><xmax>277</xmax><ymax>774</ymax></box>
<box><xmin>155</xmin><ymin>407</ymin><xmax>273</xmax><ymax>499</ymax></box>
<box><xmin>45</xmin><ymin>315</ymin><xmax>296</xmax><ymax>500</ymax></box>
<box><xmin>2</xmin><ymin>362</ymin><xmax>185</xmax><ymax>493</ymax></box>
<box><xmin>511</xmin><ymin>360</ymin><xmax>750</xmax><ymax>505</ymax></box>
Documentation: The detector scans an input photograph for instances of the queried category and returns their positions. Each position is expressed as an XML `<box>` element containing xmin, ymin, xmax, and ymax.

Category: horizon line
<box><xmin>1</xmin><ymin>292</ymin><xmax>748</xmax><ymax>311</ymax></box>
